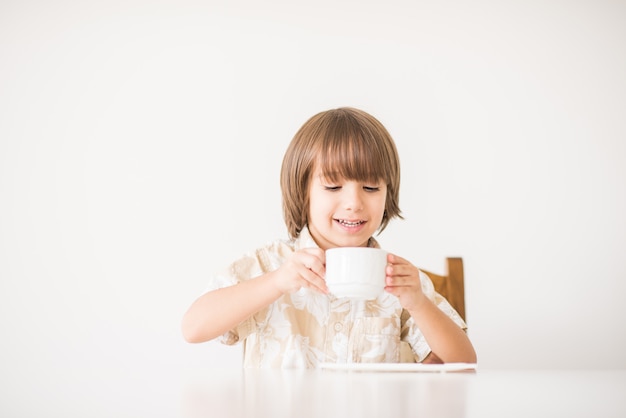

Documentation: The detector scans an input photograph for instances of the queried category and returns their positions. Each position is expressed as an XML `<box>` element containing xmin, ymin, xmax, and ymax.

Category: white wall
<box><xmin>1</xmin><ymin>0</ymin><xmax>625</xmax><ymax>382</ymax></box>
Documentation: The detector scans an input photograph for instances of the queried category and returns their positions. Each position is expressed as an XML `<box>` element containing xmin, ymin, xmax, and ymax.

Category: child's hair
<box><xmin>280</xmin><ymin>107</ymin><xmax>402</xmax><ymax>239</ymax></box>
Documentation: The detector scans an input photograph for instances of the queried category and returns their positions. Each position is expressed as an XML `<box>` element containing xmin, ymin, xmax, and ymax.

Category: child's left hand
<box><xmin>384</xmin><ymin>253</ymin><xmax>428</xmax><ymax>311</ymax></box>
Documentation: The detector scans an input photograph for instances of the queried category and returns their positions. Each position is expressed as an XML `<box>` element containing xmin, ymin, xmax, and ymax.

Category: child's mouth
<box><xmin>336</xmin><ymin>219</ymin><xmax>365</xmax><ymax>227</ymax></box>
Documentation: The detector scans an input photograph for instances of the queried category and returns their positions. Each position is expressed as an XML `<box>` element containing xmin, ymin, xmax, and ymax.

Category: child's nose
<box><xmin>343</xmin><ymin>186</ymin><xmax>364</xmax><ymax>211</ymax></box>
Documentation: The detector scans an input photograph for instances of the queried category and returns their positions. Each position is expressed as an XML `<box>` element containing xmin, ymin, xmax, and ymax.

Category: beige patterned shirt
<box><xmin>207</xmin><ymin>228</ymin><xmax>466</xmax><ymax>368</ymax></box>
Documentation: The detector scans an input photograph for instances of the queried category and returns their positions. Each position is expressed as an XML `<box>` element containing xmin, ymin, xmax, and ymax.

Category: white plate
<box><xmin>319</xmin><ymin>362</ymin><xmax>477</xmax><ymax>373</ymax></box>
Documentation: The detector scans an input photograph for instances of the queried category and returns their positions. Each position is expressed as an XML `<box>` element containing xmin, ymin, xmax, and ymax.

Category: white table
<box><xmin>5</xmin><ymin>364</ymin><xmax>625</xmax><ymax>417</ymax></box>
<box><xmin>181</xmin><ymin>367</ymin><xmax>626</xmax><ymax>418</ymax></box>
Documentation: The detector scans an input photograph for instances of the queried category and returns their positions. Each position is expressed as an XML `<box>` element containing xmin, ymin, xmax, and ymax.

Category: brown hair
<box><xmin>280</xmin><ymin>107</ymin><xmax>402</xmax><ymax>239</ymax></box>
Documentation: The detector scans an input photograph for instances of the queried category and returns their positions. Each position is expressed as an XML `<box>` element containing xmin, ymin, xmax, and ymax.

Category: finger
<box><xmin>384</xmin><ymin>284</ymin><xmax>415</xmax><ymax>297</ymax></box>
<box><xmin>298</xmin><ymin>264</ymin><xmax>329</xmax><ymax>293</ymax></box>
<box><xmin>299</xmin><ymin>251</ymin><xmax>326</xmax><ymax>279</ymax></box>
<box><xmin>386</xmin><ymin>277</ymin><xmax>420</xmax><ymax>288</ymax></box>
<box><xmin>387</xmin><ymin>253</ymin><xmax>410</xmax><ymax>266</ymax></box>
<box><xmin>301</xmin><ymin>247</ymin><xmax>326</xmax><ymax>262</ymax></box>
<box><xmin>386</xmin><ymin>263</ymin><xmax>417</xmax><ymax>279</ymax></box>
<box><xmin>386</xmin><ymin>268</ymin><xmax>421</xmax><ymax>288</ymax></box>
<box><xmin>294</xmin><ymin>252</ymin><xmax>327</xmax><ymax>287</ymax></box>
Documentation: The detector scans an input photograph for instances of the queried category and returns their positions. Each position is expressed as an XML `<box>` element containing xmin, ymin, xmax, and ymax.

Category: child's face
<box><xmin>307</xmin><ymin>168</ymin><xmax>387</xmax><ymax>250</ymax></box>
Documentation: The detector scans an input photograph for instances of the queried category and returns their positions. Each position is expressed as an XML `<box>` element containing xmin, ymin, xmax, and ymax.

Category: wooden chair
<box><xmin>420</xmin><ymin>257</ymin><xmax>466</xmax><ymax>322</ymax></box>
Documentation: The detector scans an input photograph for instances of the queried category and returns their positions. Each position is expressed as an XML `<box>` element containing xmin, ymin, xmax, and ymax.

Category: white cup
<box><xmin>325</xmin><ymin>247</ymin><xmax>388</xmax><ymax>300</ymax></box>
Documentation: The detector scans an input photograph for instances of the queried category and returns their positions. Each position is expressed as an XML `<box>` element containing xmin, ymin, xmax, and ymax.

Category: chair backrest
<box><xmin>420</xmin><ymin>257</ymin><xmax>466</xmax><ymax>322</ymax></box>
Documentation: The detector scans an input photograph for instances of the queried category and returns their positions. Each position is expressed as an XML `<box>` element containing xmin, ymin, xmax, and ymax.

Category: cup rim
<box><xmin>325</xmin><ymin>247</ymin><xmax>386</xmax><ymax>253</ymax></box>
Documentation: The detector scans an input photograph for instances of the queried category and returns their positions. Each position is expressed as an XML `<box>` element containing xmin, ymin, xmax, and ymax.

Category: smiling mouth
<box><xmin>336</xmin><ymin>219</ymin><xmax>366</xmax><ymax>227</ymax></box>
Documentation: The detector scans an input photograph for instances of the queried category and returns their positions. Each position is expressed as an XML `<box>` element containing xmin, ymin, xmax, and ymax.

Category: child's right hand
<box><xmin>272</xmin><ymin>248</ymin><xmax>328</xmax><ymax>295</ymax></box>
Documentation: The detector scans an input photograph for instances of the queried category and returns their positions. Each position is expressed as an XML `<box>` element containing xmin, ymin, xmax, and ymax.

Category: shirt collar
<box><xmin>293</xmin><ymin>226</ymin><xmax>318</xmax><ymax>251</ymax></box>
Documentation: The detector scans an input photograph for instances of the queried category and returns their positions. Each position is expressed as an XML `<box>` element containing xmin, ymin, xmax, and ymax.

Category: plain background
<box><xmin>1</xmin><ymin>1</ymin><xmax>625</xmax><ymax>399</ymax></box>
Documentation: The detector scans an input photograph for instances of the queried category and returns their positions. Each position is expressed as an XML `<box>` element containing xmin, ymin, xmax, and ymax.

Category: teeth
<box><xmin>338</xmin><ymin>220</ymin><xmax>364</xmax><ymax>227</ymax></box>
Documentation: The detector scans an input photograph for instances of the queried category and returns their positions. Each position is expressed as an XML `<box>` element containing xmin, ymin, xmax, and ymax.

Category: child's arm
<box><xmin>385</xmin><ymin>253</ymin><xmax>477</xmax><ymax>364</ymax></box>
<box><xmin>181</xmin><ymin>248</ymin><xmax>327</xmax><ymax>343</ymax></box>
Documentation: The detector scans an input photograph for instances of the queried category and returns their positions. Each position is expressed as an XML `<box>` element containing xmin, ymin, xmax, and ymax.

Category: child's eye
<box><xmin>324</xmin><ymin>186</ymin><xmax>341</xmax><ymax>191</ymax></box>
<box><xmin>363</xmin><ymin>186</ymin><xmax>381</xmax><ymax>192</ymax></box>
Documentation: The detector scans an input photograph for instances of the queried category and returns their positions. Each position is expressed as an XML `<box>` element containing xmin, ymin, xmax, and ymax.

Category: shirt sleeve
<box><xmin>402</xmin><ymin>270</ymin><xmax>467</xmax><ymax>362</ymax></box>
<box><xmin>205</xmin><ymin>252</ymin><xmax>270</xmax><ymax>346</ymax></box>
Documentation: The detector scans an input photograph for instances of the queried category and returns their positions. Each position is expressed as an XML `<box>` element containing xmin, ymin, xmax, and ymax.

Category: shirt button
<box><xmin>334</xmin><ymin>322</ymin><xmax>343</xmax><ymax>332</ymax></box>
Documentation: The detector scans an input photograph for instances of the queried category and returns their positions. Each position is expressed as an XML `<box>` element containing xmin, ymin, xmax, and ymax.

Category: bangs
<box><xmin>316</xmin><ymin>121</ymin><xmax>388</xmax><ymax>185</ymax></box>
